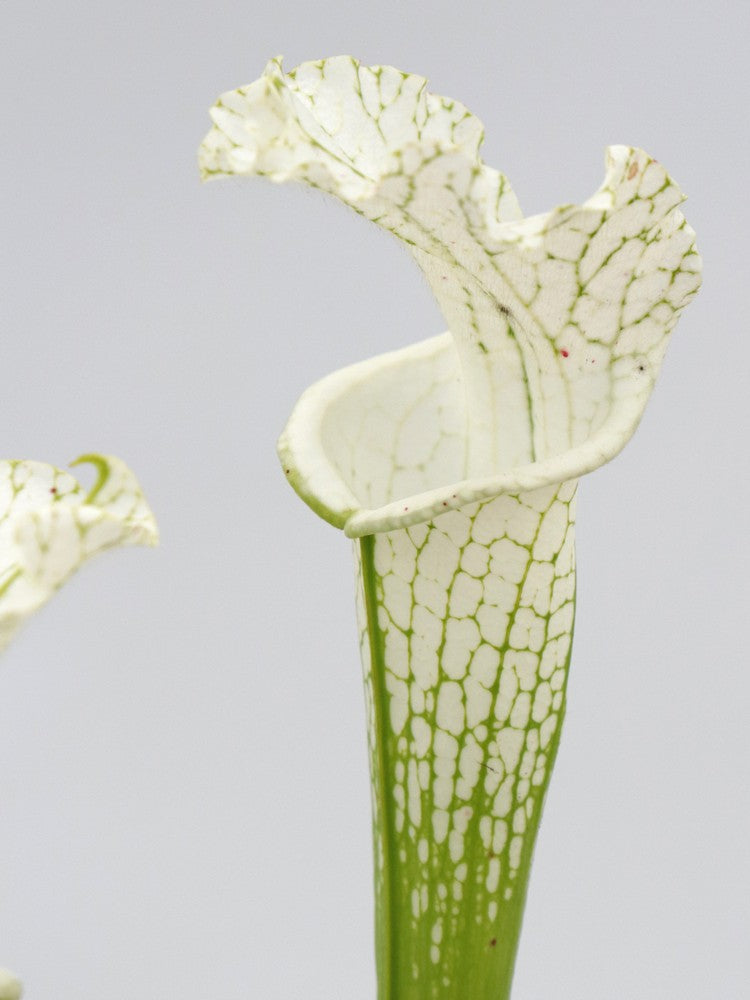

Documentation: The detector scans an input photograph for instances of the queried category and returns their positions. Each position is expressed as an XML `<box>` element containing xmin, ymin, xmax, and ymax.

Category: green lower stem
<box><xmin>355</xmin><ymin>484</ymin><xmax>577</xmax><ymax>998</ymax></box>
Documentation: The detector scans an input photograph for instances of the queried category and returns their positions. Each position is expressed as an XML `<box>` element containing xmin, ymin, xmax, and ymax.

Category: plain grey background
<box><xmin>1</xmin><ymin>1</ymin><xmax>747</xmax><ymax>997</ymax></box>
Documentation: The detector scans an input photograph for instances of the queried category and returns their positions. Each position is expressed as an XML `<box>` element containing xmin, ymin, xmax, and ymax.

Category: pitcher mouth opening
<box><xmin>277</xmin><ymin>331</ymin><xmax>654</xmax><ymax>538</ymax></box>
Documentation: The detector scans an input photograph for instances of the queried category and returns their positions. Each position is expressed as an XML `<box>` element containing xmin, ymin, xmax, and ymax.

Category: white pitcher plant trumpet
<box><xmin>201</xmin><ymin>55</ymin><xmax>702</xmax><ymax>1000</ymax></box>
<box><xmin>0</xmin><ymin>454</ymin><xmax>157</xmax><ymax>997</ymax></box>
